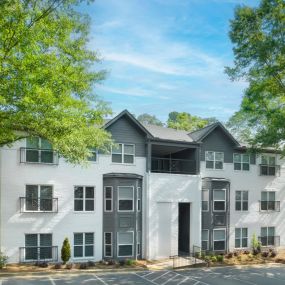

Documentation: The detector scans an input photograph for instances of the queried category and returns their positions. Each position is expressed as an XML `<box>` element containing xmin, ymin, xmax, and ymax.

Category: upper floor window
<box><xmin>205</xmin><ymin>151</ymin><xmax>224</xmax><ymax>170</ymax></box>
<box><xmin>112</xmin><ymin>144</ymin><xmax>135</xmax><ymax>164</ymax></box>
<box><xmin>202</xmin><ymin>189</ymin><xmax>209</xmax><ymax>211</ymax></box>
<box><xmin>118</xmin><ymin>186</ymin><xmax>134</xmax><ymax>212</ymax></box>
<box><xmin>104</xmin><ymin>186</ymin><xmax>113</xmax><ymax>212</ymax></box>
<box><xmin>74</xmin><ymin>186</ymin><xmax>95</xmax><ymax>212</ymax></box>
<box><xmin>260</xmin><ymin>191</ymin><xmax>279</xmax><ymax>211</ymax></box>
<box><xmin>233</xmin><ymin>153</ymin><xmax>250</xmax><ymax>171</ymax></box>
<box><xmin>260</xmin><ymin>155</ymin><xmax>277</xmax><ymax>176</ymax></box>
<box><xmin>213</xmin><ymin>189</ymin><xmax>226</xmax><ymax>211</ymax></box>
<box><xmin>235</xmin><ymin>190</ymin><xmax>248</xmax><ymax>211</ymax></box>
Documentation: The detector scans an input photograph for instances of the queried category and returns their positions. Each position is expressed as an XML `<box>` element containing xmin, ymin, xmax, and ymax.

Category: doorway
<box><xmin>178</xmin><ymin>203</ymin><xmax>190</xmax><ymax>254</ymax></box>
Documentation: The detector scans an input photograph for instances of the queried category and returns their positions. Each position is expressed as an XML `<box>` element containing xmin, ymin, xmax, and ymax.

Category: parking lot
<box><xmin>1</xmin><ymin>264</ymin><xmax>285</xmax><ymax>285</ymax></box>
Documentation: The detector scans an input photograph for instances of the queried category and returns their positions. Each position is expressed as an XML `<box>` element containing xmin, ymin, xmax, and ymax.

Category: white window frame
<box><xmin>213</xmin><ymin>228</ymin><xmax>226</xmax><ymax>251</ymax></box>
<box><xmin>137</xmin><ymin>231</ymin><xmax>141</xmax><ymax>256</ymax></box>
<box><xmin>205</xmin><ymin>151</ymin><xmax>224</xmax><ymax>170</ymax></box>
<box><xmin>235</xmin><ymin>190</ymin><xmax>248</xmax><ymax>211</ymax></box>
<box><xmin>117</xmin><ymin>231</ymin><xmax>134</xmax><ymax>258</ymax></box>
<box><xmin>260</xmin><ymin>191</ymin><xmax>276</xmax><ymax>211</ymax></box>
<box><xmin>111</xmin><ymin>143</ymin><xmax>135</xmax><ymax>164</ymax></box>
<box><xmin>235</xmin><ymin>227</ymin><xmax>248</xmax><ymax>249</ymax></box>
<box><xmin>201</xmin><ymin>229</ymin><xmax>209</xmax><ymax>250</ymax></box>
<box><xmin>233</xmin><ymin>153</ymin><xmax>250</xmax><ymax>171</ymax></box>
<box><xmin>74</xmin><ymin>186</ymin><xmax>95</xmax><ymax>212</ymax></box>
<box><xmin>260</xmin><ymin>227</ymin><xmax>276</xmax><ymax>246</ymax></box>
<box><xmin>213</xmin><ymin>189</ymin><xmax>226</xmax><ymax>212</ymax></box>
<box><xmin>202</xmin><ymin>189</ymin><xmax>209</xmax><ymax>212</ymax></box>
<box><xmin>118</xmin><ymin>186</ymin><xmax>134</xmax><ymax>212</ymax></box>
<box><xmin>73</xmin><ymin>232</ymin><xmax>94</xmax><ymax>259</ymax></box>
<box><xmin>137</xmin><ymin>187</ymin><xmax>141</xmax><ymax>212</ymax></box>
<box><xmin>104</xmin><ymin>186</ymin><xmax>113</xmax><ymax>212</ymax></box>
<box><xmin>104</xmin><ymin>232</ymin><xmax>113</xmax><ymax>258</ymax></box>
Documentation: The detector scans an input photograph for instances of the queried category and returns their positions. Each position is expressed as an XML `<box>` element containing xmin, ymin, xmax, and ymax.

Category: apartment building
<box><xmin>0</xmin><ymin>110</ymin><xmax>284</xmax><ymax>263</ymax></box>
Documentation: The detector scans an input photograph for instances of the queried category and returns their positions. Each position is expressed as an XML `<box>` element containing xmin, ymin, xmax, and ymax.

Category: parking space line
<box><xmin>174</xmin><ymin>271</ymin><xmax>212</xmax><ymax>285</ymax></box>
<box><xmin>232</xmin><ymin>277</ymin><xmax>258</xmax><ymax>285</ymax></box>
<box><xmin>49</xmin><ymin>276</ymin><xmax>56</xmax><ymax>285</ymax></box>
<box><xmin>161</xmin><ymin>273</ymin><xmax>179</xmax><ymax>285</ymax></box>
<box><xmin>134</xmin><ymin>272</ymin><xmax>159</xmax><ymax>285</ymax></box>
<box><xmin>177</xmin><ymin>277</ymin><xmax>189</xmax><ymax>285</ymax></box>
<box><xmin>94</xmin><ymin>274</ymin><xmax>109</xmax><ymax>285</ymax></box>
<box><xmin>152</xmin><ymin>271</ymin><xmax>170</xmax><ymax>281</ymax></box>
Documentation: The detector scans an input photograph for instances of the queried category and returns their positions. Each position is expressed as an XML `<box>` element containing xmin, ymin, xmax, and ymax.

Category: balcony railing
<box><xmin>20</xmin><ymin>197</ymin><xmax>58</xmax><ymax>213</ymax></box>
<box><xmin>260</xmin><ymin>164</ymin><xmax>280</xmax><ymax>176</ymax></box>
<box><xmin>20</xmin><ymin>147</ymin><xmax>59</xmax><ymax>165</ymax></box>
<box><xmin>258</xmin><ymin>236</ymin><xmax>280</xmax><ymax>247</ymax></box>
<box><xmin>19</xmin><ymin>246</ymin><xmax>58</xmax><ymax>263</ymax></box>
<box><xmin>151</xmin><ymin>157</ymin><xmax>196</xmax><ymax>174</ymax></box>
<box><xmin>259</xmin><ymin>201</ymin><xmax>280</xmax><ymax>212</ymax></box>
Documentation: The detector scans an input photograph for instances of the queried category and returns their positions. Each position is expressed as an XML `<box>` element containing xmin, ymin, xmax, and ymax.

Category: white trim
<box><xmin>111</xmin><ymin>143</ymin><xmax>135</xmax><ymax>165</ymax></box>
<box><xmin>104</xmin><ymin>232</ymin><xmax>113</xmax><ymax>258</ymax></box>
<box><xmin>73</xmin><ymin>232</ymin><xmax>95</xmax><ymax>259</ymax></box>
<box><xmin>74</xmin><ymin>185</ymin><xmax>95</xmax><ymax>212</ymax></box>
<box><xmin>104</xmin><ymin>186</ymin><xmax>113</xmax><ymax>212</ymax></box>
<box><xmin>117</xmin><ymin>231</ymin><xmax>134</xmax><ymax>258</ymax></box>
<box><xmin>117</xmin><ymin>186</ymin><xmax>134</xmax><ymax>212</ymax></box>
<box><xmin>201</xmin><ymin>189</ymin><xmax>209</xmax><ymax>212</ymax></box>
<box><xmin>201</xmin><ymin>229</ymin><xmax>209</xmax><ymax>250</ymax></box>
<box><xmin>213</xmin><ymin>189</ymin><xmax>226</xmax><ymax>212</ymax></box>
<box><xmin>213</xmin><ymin>228</ymin><xmax>226</xmax><ymax>251</ymax></box>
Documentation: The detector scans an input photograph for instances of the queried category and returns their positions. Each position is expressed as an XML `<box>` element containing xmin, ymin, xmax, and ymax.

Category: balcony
<box><xmin>20</xmin><ymin>147</ymin><xmax>59</xmax><ymax>165</ymax></box>
<box><xmin>259</xmin><ymin>201</ymin><xmax>280</xmax><ymax>212</ymax></box>
<box><xmin>19</xmin><ymin>246</ymin><xmax>58</xmax><ymax>263</ymax></box>
<box><xmin>151</xmin><ymin>157</ymin><xmax>196</xmax><ymax>175</ymax></box>
<box><xmin>20</xmin><ymin>197</ymin><xmax>58</xmax><ymax>213</ymax></box>
<box><xmin>258</xmin><ymin>236</ymin><xmax>280</xmax><ymax>247</ymax></box>
<box><xmin>260</xmin><ymin>164</ymin><xmax>280</xmax><ymax>176</ymax></box>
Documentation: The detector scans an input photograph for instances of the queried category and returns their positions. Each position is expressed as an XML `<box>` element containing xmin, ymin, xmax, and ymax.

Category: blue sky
<box><xmin>81</xmin><ymin>0</ymin><xmax>259</xmax><ymax>123</ymax></box>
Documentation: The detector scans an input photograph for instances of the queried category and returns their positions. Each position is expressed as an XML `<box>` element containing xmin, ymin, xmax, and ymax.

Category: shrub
<box><xmin>79</xmin><ymin>262</ymin><xmax>88</xmax><ymax>269</ymax></box>
<box><xmin>210</xmin><ymin>256</ymin><xmax>217</xmax><ymax>263</ymax></box>
<box><xmin>261</xmin><ymin>251</ymin><xmax>269</xmax><ymax>258</ymax></box>
<box><xmin>0</xmin><ymin>253</ymin><xmax>8</xmax><ymax>269</ymax></box>
<box><xmin>216</xmin><ymin>255</ymin><xmax>224</xmax><ymax>262</ymax></box>
<box><xmin>243</xmin><ymin>250</ymin><xmax>250</xmax><ymax>255</ymax></box>
<box><xmin>251</xmin><ymin>234</ymin><xmax>261</xmax><ymax>255</ymax></box>
<box><xmin>38</xmin><ymin>262</ymin><xmax>48</xmax><ymax>268</ymax></box>
<box><xmin>247</xmin><ymin>253</ymin><xmax>253</xmax><ymax>260</ymax></box>
<box><xmin>226</xmin><ymin>252</ymin><xmax>233</xmax><ymax>259</ymax></box>
<box><xmin>237</xmin><ymin>255</ymin><xmax>242</xmax><ymax>261</ymax></box>
<box><xmin>54</xmin><ymin>263</ymin><xmax>62</xmax><ymax>269</ymax></box>
<box><xmin>108</xmin><ymin>259</ymin><xmax>117</xmax><ymax>265</ymax></box>
<box><xmin>61</xmin><ymin>238</ymin><xmax>71</xmax><ymax>265</ymax></box>
<box><xmin>126</xmin><ymin>259</ymin><xmax>135</xmax><ymax>266</ymax></box>
<box><xmin>204</xmin><ymin>256</ymin><xmax>210</xmax><ymax>262</ymax></box>
<box><xmin>87</xmin><ymin>260</ymin><xmax>96</xmax><ymax>267</ymax></box>
<box><xmin>66</xmin><ymin>263</ymin><xmax>73</xmax><ymax>270</ymax></box>
<box><xmin>119</xmin><ymin>260</ymin><xmax>126</xmax><ymax>266</ymax></box>
<box><xmin>270</xmin><ymin>250</ymin><xmax>277</xmax><ymax>258</ymax></box>
<box><xmin>201</xmin><ymin>252</ymin><xmax>206</xmax><ymax>260</ymax></box>
<box><xmin>275</xmin><ymin>258</ymin><xmax>285</xmax><ymax>264</ymax></box>
<box><xmin>234</xmin><ymin>251</ymin><xmax>240</xmax><ymax>257</ymax></box>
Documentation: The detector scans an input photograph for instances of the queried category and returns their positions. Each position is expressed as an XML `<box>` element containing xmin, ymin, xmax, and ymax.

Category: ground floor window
<box><xmin>201</xmin><ymin>230</ymin><xmax>209</xmax><ymax>250</ymax></box>
<box><xmin>25</xmin><ymin>233</ymin><xmax>52</xmax><ymax>260</ymax></box>
<box><xmin>260</xmin><ymin>227</ymin><xmax>275</xmax><ymax>246</ymax></box>
<box><xmin>104</xmin><ymin>232</ymin><xmax>113</xmax><ymax>257</ymax></box>
<box><xmin>74</xmin><ymin>233</ymin><xmax>94</xmax><ymax>258</ymax></box>
<box><xmin>117</xmin><ymin>232</ymin><xmax>133</xmax><ymax>257</ymax></box>
<box><xmin>137</xmin><ymin>231</ymin><xmax>141</xmax><ymax>256</ymax></box>
<box><xmin>235</xmin><ymin>228</ymin><xmax>248</xmax><ymax>248</ymax></box>
<box><xmin>213</xmin><ymin>229</ymin><xmax>226</xmax><ymax>251</ymax></box>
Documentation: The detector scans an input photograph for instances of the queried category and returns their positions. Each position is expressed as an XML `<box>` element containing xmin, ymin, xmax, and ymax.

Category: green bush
<box><xmin>126</xmin><ymin>259</ymin><xmax>135</xmax><ymax>266</ymax></box>
<box><xmin>61</xmin><ymin>238</ymin><xmax>71</xmax><ymax>265</ymax></box>
<box><xmin>210</xmin><ymin>256</ymin><xmax>217</xmax><ymax>262</ymax></box>
<box><xmin>216</xmin><ymin>255</ymin><xmax>224</xmax><ymax>262</ymax></box>
<box><xmin>0</xmin><ymin>252</ymin><xmax>8</xmax><ymax>269</ymax></box>
<box><xmin>251</xmin><ymin>234</ymin><xmax>261</xmax><ymax>255</ymax></box>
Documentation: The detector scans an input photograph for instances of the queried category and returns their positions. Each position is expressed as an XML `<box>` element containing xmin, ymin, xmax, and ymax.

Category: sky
<box><xmin>80</xmin><ymin>0</ymin><xmax>260</xmax><ymax>123</ymax></box>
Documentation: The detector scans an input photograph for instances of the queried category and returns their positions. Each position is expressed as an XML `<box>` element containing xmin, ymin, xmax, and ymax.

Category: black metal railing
<box><xmin>259</xmin><ymin>201</ymin><xmax>280</xmax><ymax>212</ymax></box>
<box><xmin>20</xmin><ymin>148</ymin><xmax>59</xmax><ymax>165</ymax></box>
<box><xmin>260</xmin><ymin>164</ymin><xmax>280</xmax><ymax>176</ymax></box>
<box><xmin>20</xmin><ymin>197</ymin><xmax>58</xmax><ymax>212</ymax></box>
<box><xmin>151</xmin><ymin>157</ymin><xmax>196</xmax><ymax>174</ymax></box>
<box><xmin>19</xmin><ymin>246</ymin><xmax>58</xmax><ymax>263</ymax></box>
<box><xmin>258</xmin><ymin>236</ymin><xmax>280</xmax><ymax>247</ymax></box>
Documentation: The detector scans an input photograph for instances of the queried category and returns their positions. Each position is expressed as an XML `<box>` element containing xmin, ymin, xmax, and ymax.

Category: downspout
<box><xmin>0</xmin><ymin>148</ymin><xmax>2</xmax><ymax>253</ymax></box>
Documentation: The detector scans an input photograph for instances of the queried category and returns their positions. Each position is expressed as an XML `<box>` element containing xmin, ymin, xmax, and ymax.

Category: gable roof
<box><xmin>189</xmin><ymin>122</ymin><xmax>240</xmax><ymax>146</ymax></box>
<box><xmin>103</xmin><ymin>109</ymin><xmax>153</xmax><ymax>137</ymax></box>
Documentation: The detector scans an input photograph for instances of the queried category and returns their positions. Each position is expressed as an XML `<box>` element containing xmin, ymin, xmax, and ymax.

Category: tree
<box><xmin>0</xmin><ymin>0</ymin><xmax>112</xmax><ymax>164</ymax></box>
<box><xmin>225</xmin><ymin>0</ymin><xmax>285</xmax><ymax>152</ymax></box>
<box><xmin>137</xmin><ymin>113</ymin><xmax>163</xmax><ymax>126</ymax></box>
<box><xmin>61</xmin><ymin>237</ymin><xmax>71</xmax><ymax>264</ymax></box>
<box><xmin>167</xmin><ymin>111</ymin><xmax>214</xmax><ymax>132</ymax></box>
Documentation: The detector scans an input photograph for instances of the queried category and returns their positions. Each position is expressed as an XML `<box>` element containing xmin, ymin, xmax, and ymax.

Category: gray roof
<box><xmin>143</xmin><ymin>124</ymin><xmax>194</xmax><ymax>143</ymax></box>
<box><xmin>189</xmin><ymin>123</ymin><xmax>216</xmax><ymax>141</ymax></box>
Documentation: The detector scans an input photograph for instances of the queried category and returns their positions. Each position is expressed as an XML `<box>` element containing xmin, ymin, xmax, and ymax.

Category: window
<box><xmin>104</xmin><ymin>186</ymin><xmax>113</xmax><ymax>212</ymax></box>
<box><xmin>235</xmin><ymin>191</ymin><xmax>248</xmax><ymax>211</ymax></box>
<box><xmin>74</xmin><ymin>233</ymin><xmax>94</xmax><ymax>258</ymax></box>
<box><xmin>25</xmin><ymin>185</ymin><xmax>53</xmax><ymax>211</ymax></box>
<box><xmin>213</xmin><ymin>189</ymin><xmax>226</xmax><ymax>211</ymax></box>
<box><xmin>88</xmin><ymin>149</ymin><xmax>97</xmax><ymax>162</ymax></box>
<box><xmin>205</xmin><ymin>151</ymin><xmax>224</xmax><ymax>169</ymax></box>
<box><xmin>25</xmin><ymin>234</ymin><xmax>52</xmax><ymax>261</ymax></box>
<box><xmin>26</xmin><ymin>137</ymin><xmax>54</xmax><ymax>163</ymax></box>
<box><xmin>260</xmin><ymin>227</ymin><xmax>275</xmax><ymax>246</ymax></box>
<box><xmin>261</xmin><ymin>191</ymin><xmax>276</xmax><ymax>211</ymax></box>
<box><xmin>233</xmin><ymin>153</ymin><xmax>250</xmax><ymax>171</ymax></box>
<box><xmin>137</xmin><ymin>231</ymin><xmax>141</xmax><ymax>256</ymax></box>
<box><xmin>74</xmin><ymin>186</ymin><xmax>95</xmax><ymax>211</ymax></box>
<box><xmin>137</xmin><ymin>187</ymin><xmax>141</xmax><ymax>212</ymax></box>
<box><xmin>235</xmin><ymin>228</ymin><xmax>248</xmax><ymax>248</ymax></box>
<box><xmin>213</xmin><ymin>229</ymin><xmax>226</xmax><ymax>251</ymax></box>
<box><xmin>104</xmin><ymin>232</ymin><xmax>112</xmax><ymax>257</ymax></box>
<box><xmin>112</xmin><ymin>143</ymin><xmax>135</xmax><ymax>164</ymax></box>
<box><xmin>201</xmin><ymin>230</ymin><xmax>209</xmax><ymax>250</ymax></box>
<box><xmin>260</xmin><ymin>155</ymin><xmax>277</xmax><ymax>175</ymax></box>
<box><xmin>118</xmin><ymin>186</ymin><xmax>134</xmax><ymax>211</ymax></box>
<box><xmin>117</xmin><ymin>232</ymin><xmax>133</xmax><ymax>257</ymax></box>
<box><xmin>202</xmin><ymin>189</ymin><xmax>209</xmax><ymax>211</ymax></box>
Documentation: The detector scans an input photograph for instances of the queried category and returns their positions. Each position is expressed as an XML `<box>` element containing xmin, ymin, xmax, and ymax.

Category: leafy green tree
<box><xmin>61</xmin><ymin>237</ymin><xmax>71</xmax><ymax>264</ymax></box>
<box><xmin>167</xmin><ymin>111</ymin><xmax>213</xmax><ymax>132</ymax></box>
<box><xmin>0</xmin><ymin>0</ymin><xmax>112</xmax><ymax>164</ymax></box>
<box><xmin>137</xmin><ymin>113</ymin><xmax>163</xmax><ymax>126</ymax></box>
<box><xmin>225</xmin><ymin>0</ymin><xmax>285</xmax><ymax>152</ymax></box>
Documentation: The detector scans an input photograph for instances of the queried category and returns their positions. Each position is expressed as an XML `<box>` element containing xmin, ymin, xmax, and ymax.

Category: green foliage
<box><xmin>251</xmin><ymin>234</ymin><xmax>261</xmax><ymax>255</ymax></box>
<box><xmin>0</xmin><ymin>0</ymin><xmax>112</xmax><ymax>164</ymax></box>
<box><xmin>210</xmin><ymin>256</ymin><xmax>217</xmax><ymax>262</ymax></box>
<box><xmin>126</xmin><ymin>259</ymin><xmax>135</xmax><ymax>266</ymax></box>
<box><xmin>167</xmin><ymin>111</ymin><xmax>217</xmax><ymax>132</ymax></box>
<box><xmin>216</xmin><ymin>255</ymin><xmax>224</xmax><ymax>263</ymax></box>
<box><xmin>137</xmin><ymin>113</ymin><xmax>163</xmax><ymax>126</ymax></box>
<box><xmin>0</xmin><ymin>252</ymin><xmax>8</xmax><ymax>269</ymax></box>
<box><xmin>225</xmin><ymin>0</ymin><xmax>285</xmax><ymax>153</ymax></box>
<box><xmin>61</xmin><ymin>238</ymin><xmax>71</xmax><ymax>264</ymax></box>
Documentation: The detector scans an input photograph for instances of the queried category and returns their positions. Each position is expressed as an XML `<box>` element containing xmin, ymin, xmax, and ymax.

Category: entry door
<box><xmin>178</xmin><ymin>203</ymin><xmax>190</xmax><ymax>254</ymax></box>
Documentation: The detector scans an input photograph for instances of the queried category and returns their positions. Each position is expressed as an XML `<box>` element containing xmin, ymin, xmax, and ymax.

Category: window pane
<box><xmin>214</xmin><ymin>241</ymin><xmax>225</xmax><ymax>250</ymax></box>
<box><xmin>40</xmin><ymin>186</ymin><xmax>52</xmax><ymax>198</ymax></box>
<box><xmin>40</xmin><ymin>247</ymin><xmax>52</xmax><ymax>259</ymax></box>
<box><xmin>261</xmin><ymin>227</ymin><xmax>267</xmax><ymax>237</ymax></box>
<box><xmin>235</xmin><ymin>201</ymin><xmax>241</xmax><ymax>211</ymax></box>
<box><xmin>268</xmin><ymin>227</ymin><xmax>275</xmax><ymax>236</ymax></box>
<box><xmin>40</xmin><ymin>150</ymin><xmax>53</xmax><ymax>163</ymax></box>
<box><xmin>234</xmin><ymin>154</ymin><xmax>241</xmax><ymax>163</ymax></box>
<box><xmin>215</xmin><ymin>152</ymin><xmax>224</xmax><ymax>161</ymax></box>
<box><xmin>242</xmin><ymin>163</ymin><xmax>250</xmax><ymax>171</ymax></box>
<box><xmin>235</xmin><ymin>191</ymin><xmax>241</xmax><ymax>201</ymax></box>
<box><xmin>261</xmin><ymin>192</ymin><xmax>267</xmax><ymax>201</ymax></box>
<box><xmin>112</xmin><ymin>154</ymin><xmax>122</xmax><ymax>163</ymax></box>
<box><xmin>206</xmin><ymin>151</ymin><xmax>214</xmax><ymax>161</ymax></box>
<box><xmin>242</xmin><ymin>228</ymin><xmax>248</xmax><ymax>237</ymax></box>
<box><xmin>26</xmin><ymin>185</ymin><xmax>38</xmax><ymax>198</ymax></box>
<box><xmin>215</xmin><ymin>161</ymin><xmax>223</xmax><ymax>169</ymax></box>
<box><xmin>105</xmin><ymin>245</ymin><xmax>112</xmax><ymax>256</ymax></box>
<box><xmin>124</xmin><ymin>144</ymin><xmax>134</xmax><ymax>154</ymax></box>
<box><xmin>261</xmin><ymin>156</ymin><xmax>268</xmax><ymax>164</ymax></box>
<box><xmin>40</xmin><ymin>234</ymin><xmax>52</xmax><ymax>246</ymax></box>
<box><xmin>214</xmin><ymin>215</ymin><xmax>225</xmax><ymax>225</ymax></box>
<box><xmin>235</xmin><ymin>228</ymin><xmax>241</xmax><ymax>238</ymax></box>
<box><xmin>85</xmin><ymin>187</ymin><xmax>94</xmax><ymax>198</ymax></box>
<box><xmin>243</xmin><ymin>154</ymin><xmax>250</xmax><ymax>163</ymax></box>
<box><xmin>74</xmin><ymin>200</ymin><xmax>83</xmax><ymax>211</ymax></box>
<box><xmin>243</xmin><ymin>191</ymin><xmax>248</xmax><ymax>200</ymax></box>
<box><xmin>118</xmin><ymin>245</ymin><xmax>132</xmax><ymax>256</ymax></box>
<box><xmin>25</xmin><ymin>234</ymin><xmax>38</xmax><ymax>247</ymax></box>
<box><xmin>202</xmin><ymin>201</ymin><xmax>208</xmax><ymax>211</ymax></box>
<box><xmin>202</xmin><ymin>241</ymin><xmax>208</xmax><ymax>251</ymax></box>
<box><xmin>268</xmin><ymin>192</ymin><xmax>275</xmax><ymax>201</ymax></box>
<box><xmin>85</xmin><ymin>245</ymin><xmax>94</xmax><ymax>257</ymax></box>
<box><xmin>206</xmin><ymin>161</ymin><xmax>214</xmax><ymax>169</ymax></box>
<box><xmin>214</xmin><ymin>201</ymin><xmax>225</xmax><ymax>211</ymax></box>
<box><xmin>26</xmin><ymin>149</ymin><xmax>39</xmax><ymax>162</ymax></box>
<box><xmin>105</xmin><ymin>200</ymin><xmax>112</xmax><ymax>211</ymax></box>
<box><xmin>234</xmin><ymin>163</ymin><xmax>241</xmax><ymax>170</ymax></box>
<box><xmin>214</xmin><ymin>190</ymin><xmax>225</xmax><ymax>200</ymax></box>
<box><xmin>85</xmin><ymin>200</ymin><xmax>94</xmax><ymax>211</ymax></box>
<box><xmin>74</xmin><ymin>187</ymin><xmax>83</xmax><ymax>198</ymax></box>
<box><xmin>88</xmin><ymin>150</ymin><xmax>97</xmax><ymax>162</ymax></box>
<box><xmin>74</xmin><ymin>233</ymin><xmax>83</xmax><ymax>245</ymax></box>
<box><xmin>214</xmin><ymin>230</ymin><xmax>225</xmax><ymax>240</ymax></box>
<box><xmin>242</xmin><ymin>201</ymin><xmax>248</xmax><ymax>211</ymax></box>
<box><xmin>112</xmin><ymin>144</ymin><xmax>122</xmax><ymax>153</ymax></box>
<box><xmin>85</xmin><ymin>233</ymin><xmax>94</xmax><ymax>245</ymax></box>
<box><xmin>105</xmin><ymin>233</ymin><xmax>112</xmax><ymax>244</ymax></box>
<box><xmin>119</xmin><ymin>187</ymin><xmax>133</xmax><ymax>199</ymax></box>
<box><xmin>235</xmin><ymin>239</ymin><xmax>241</xmax><ymax>248</ymax></box>
<box><xmin>27</xmin><ymin>137</ymin><xmax>39</xmax><ymax>148</ymax></box>
<box><xmin>269</xmin><ymin>156</ymin><xmax>276</xmax><ymax>166</ymax></box>
<box><xmin>118</xmin><ymin>232</ymin><xmax>133</xmax><ymax>244</ymax></box>
<box><xmin>268</xmin><ymin>166</ymin><xmax>276</xmax><ymax>175</ymax></box>
<box><xmin>124</xmin><ymin>154</ymin><xmax>134</xmax><ymax>164</ymax></box>
<box><xmin>40</xmin><ymin>139</ymin><xmax>52</xmax><ymax>150</ymax></box>
<box><xmin>119</xmin><ymin>200</ymin><xmax>133</xmax><ymax>211</ymax></box>
<box><xmin>202</xmin><ymin>190</ymin><xmax>209</xmax><ymax>201</ymax></box>
<box><xmin>74</xmin><ymin>246</ymin><xmax>83</xmax><ymax>257</ymax></box>
<box><xmin>242</xmin><ymin>238</ymin><xmax>248</xmax><ymax>247</ymax></box>
<box><xmin>25</xmin><ymin>248</ymin><xmax>38</xmax><ymax>260</ymax></box>
<box><xmin>105</xmin><ymin>187</ymin><xmax>112</xmax><ymax>198</ymax></box>
<box><xmin>202</xmin><ymin>230</ymin><xmax>208</xmax><ymax>241</ymax></box>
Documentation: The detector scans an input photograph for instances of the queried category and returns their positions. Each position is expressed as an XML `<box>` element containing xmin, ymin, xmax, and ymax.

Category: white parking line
<box><xmin>177</xmin><ymin>277</ymin><xmax>189</xmax><ymax>285</ymax></box>
<box><xmin>49</xmin><ymin>276</ymin><xmax>56</xmax><ymax>285</ymax></box>
<box><xmin>174</xmin><ymin>271</ymin><xmax>212</xmax><ymax>285</ymax></box>
<box><xmin>134</xmin><ymin>272</ymin><xmax>159</xmax><ymax>285</ymax></box>
<box><xmin>152</xmin><ymin>271</ymin><xmax>171</xmax><ymax>281</ymax></box>
<box><xmin>161</xmin><ymin>273</ymin><xmax>179</xmax><ymax>285</ymax></box>
<box><xmin>94</xmin><ymin>274</ymin><xmax>109</xmax><ymax>285</ymax></box>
